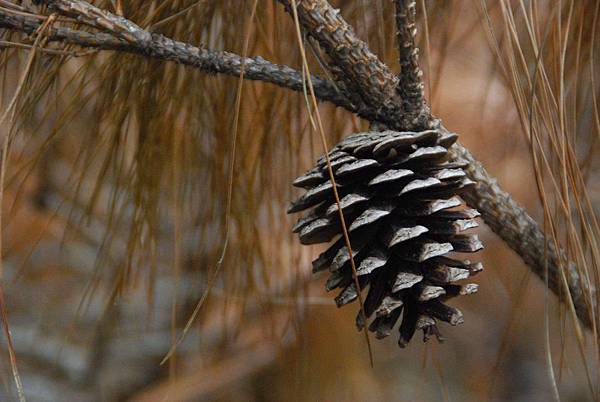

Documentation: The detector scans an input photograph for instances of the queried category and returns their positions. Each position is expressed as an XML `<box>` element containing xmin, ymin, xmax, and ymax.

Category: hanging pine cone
<box><xmin>288</xmin><ymin>129</ymin><xmax>483</xmax><ymax>347</ymax></box>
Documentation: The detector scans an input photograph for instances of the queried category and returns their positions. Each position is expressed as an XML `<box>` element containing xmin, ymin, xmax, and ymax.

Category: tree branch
<box><xmin>2</xmin><ymin>0</ymin><xmax>595</xmax><ymax>329</ymax></box>
<box><xmin>450</xmin><ymin>143</ymin><xmax>594</xmax><ymax>329</ymax></box>
<box><xmin>393</xmin><ymin>0</ymin><xmax>429</xmax><ymax>124</ymax></box>
<box><xmin>277</xmin><ymin>0</ymin><xmax>595</xmax><ymax>329</ymax></box>
<box><xmin>0</xmin><ymin>7</ymin><xmax>365</xmax><ymax>115</ymax></box>
<box><xmin>276</xmin><ymin>0</ymin><xmax>402</xmax><ymax>119</ymax></box>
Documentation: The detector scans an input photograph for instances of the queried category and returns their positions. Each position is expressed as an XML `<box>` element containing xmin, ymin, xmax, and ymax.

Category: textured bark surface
<box><xmin>277</xmin><ymin>0</ymin><xmax>401</xmax><ymax>116</ymax></box>
<box><xmin>0</xmin><ymin>12</ymin><xmax>362</xmax><ymax>114</ymax></box>
<box><xmin>450</xmin><ymin>143</ymin><xmax>594</xmax><ymax>328</ymax></box>
<box><xmin>393</xmin><ymin>0</ymin><xmax>429</xmax><ymax>126</ymax></box>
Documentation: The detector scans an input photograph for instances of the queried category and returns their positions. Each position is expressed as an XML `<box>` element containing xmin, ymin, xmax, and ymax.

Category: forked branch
<box><xmin>0</xmin><ymin>0</ymin><xmax>595</xmax><ymax>330</ymax></box>
<box><xmin>277</xmin><ymin>0</ymin><xmax>401</xmax><ymax>116</ymax></box>
<box><xmin>280</xmin><ymin>0</ymin><xmax>595</xmax><ymax>330</ymax></box>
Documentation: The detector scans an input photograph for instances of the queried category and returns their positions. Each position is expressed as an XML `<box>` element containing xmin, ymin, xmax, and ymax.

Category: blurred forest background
<box><xmin>0</xmin><ymin>0</ymin><xmax>599</xmax><ymax>401</ymax></box>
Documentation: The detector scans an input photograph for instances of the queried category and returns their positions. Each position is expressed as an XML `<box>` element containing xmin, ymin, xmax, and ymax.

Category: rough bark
<box><xmin>393</xmin><ymin>0</ymin><xmax>430</xmax><ymax>126</ymax></box>
<box><xmin>0</xmin><ymin>12</ymin><xmax>363</xmax><ymax>114</ymax></box>
<box><xmin>276</xmin><ymin>0</ymin><xmax>596</xmax><ymax>329</ymax></box>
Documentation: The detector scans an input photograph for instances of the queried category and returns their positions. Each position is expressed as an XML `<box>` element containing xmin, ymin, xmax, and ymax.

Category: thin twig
<box><xmin>0</xmin><ymin>39</ymin><xmax>82</xmax><ymax>55</ymax></box>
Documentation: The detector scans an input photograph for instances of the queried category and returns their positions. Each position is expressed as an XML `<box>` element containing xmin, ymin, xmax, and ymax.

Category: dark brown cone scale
<box><xmin>288</xmin><ymin>130</ymin><xmax>484</xmax><ymax>347</ymax></box>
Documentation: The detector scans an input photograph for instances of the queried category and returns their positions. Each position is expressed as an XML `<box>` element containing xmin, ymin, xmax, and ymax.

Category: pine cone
<box><xmin>288</xmin><ymin>129</ymin><xmax>483</xmax><ymax>347</ymax></box>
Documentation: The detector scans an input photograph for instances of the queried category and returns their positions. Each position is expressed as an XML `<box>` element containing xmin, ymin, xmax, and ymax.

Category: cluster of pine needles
<box><xmin>0</xmin><ymin>0</ymin><xmax>598</xmax><ymax>400</ymax></box>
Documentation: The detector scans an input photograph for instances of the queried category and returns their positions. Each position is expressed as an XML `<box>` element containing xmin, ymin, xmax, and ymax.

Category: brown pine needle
<box><xmin>160</xmin><ymin>0</ymin><xmax>260</xmax><ymax>366</ymax></box>
<box><xmin>0</xmin><ymin>12</ymin><xmax>59</xmax><ymax>402</ymax></box>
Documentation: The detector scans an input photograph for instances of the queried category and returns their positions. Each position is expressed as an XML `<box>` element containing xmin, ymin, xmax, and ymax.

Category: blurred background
<box><xmin>0</xmin><ymin>0</ymin><xmax>599</xmax><ymax>401</ymax></box>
